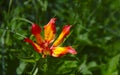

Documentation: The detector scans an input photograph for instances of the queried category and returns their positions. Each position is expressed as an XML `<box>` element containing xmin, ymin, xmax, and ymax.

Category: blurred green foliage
<box><xmin>0</xmin><ymin>0</ymin><xmax>120</xmax><ymax>75</ymax></box>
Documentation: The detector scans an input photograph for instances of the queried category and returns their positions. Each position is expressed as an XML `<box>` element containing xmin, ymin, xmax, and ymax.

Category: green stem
<box><xmin>30</xmin><ymin>57</ymin><xmax>48</xmax><ymax>75</ymax></box>
<box><xmin>31</xmin><ymin>62</ymin><xmax>39</xmax><ymax>75</ymax></box>
<box><xmin>44</xmin><ymin>58</ymin><xmax>48</xmax><ymax>75</ymax></box>
<box><xmin>8</xmin><ymin>0</ymin><xmax>12</xmax><ymax>17</ymax></box>
<box><xmin>1</xmin><ymin>29</ymin><xmax>7</xmax><ymax>75</ymax></box>
<box><xmin>13</xmin><ymin>17</ymin><xmax>33</xmax><ymax>24</ymax></box>
<box><xmin>0</xmin><ymin>28</ymin><xmax>26</xmax><ymax>38</ymax></box>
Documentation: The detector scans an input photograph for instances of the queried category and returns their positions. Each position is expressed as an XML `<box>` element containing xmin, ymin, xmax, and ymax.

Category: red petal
<box><xmin>24</xmin><ymin>38</ymin><xmax>42</xmax><ymax>53</ymax></box>
<box><xmin>62</xmin><ymin>25</ymin><xmax>71</xmax><ymax>36</ymax></box>
<box><xmin>67</xmin><ymin>46</ymin><xmax>77</xmax><ymax>54</ymax></box>
<box><xmin>31</xmin><ymin>23</ymin><xmax>41</xmax><ymax>35</ymax></box>
<box><xmin>53</xmin><ymin>25</ymin><xmax>71</xmax><ymax>47</ymax></box>
<box><xmin>31</xmin><ymin>23</ymin><xmax>43</xmax><ymax>44</ymax></box>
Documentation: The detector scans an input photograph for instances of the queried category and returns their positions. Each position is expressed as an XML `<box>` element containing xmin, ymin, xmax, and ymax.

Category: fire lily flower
<box><xmin>24</xmin><ymin>18</ymin><xmax>77</xmax><ymax>58</ymax></box>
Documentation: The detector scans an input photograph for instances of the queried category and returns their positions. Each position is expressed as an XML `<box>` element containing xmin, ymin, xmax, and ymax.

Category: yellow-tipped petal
<box><xmin>44</xmin><ymin>18</ymin><xmax>56</xmax><ymax>43</ymax></box>
<box><xmin>24</xmin><ymin>38</ymin><xmax>42</xmax><ymax>53</ymax></box>
<box><xmin>51</xmin><ymin>46</ymin><xmax>77</xmax><ymax>57</ymax></box>
<box><xmin>53</xmin><ymin>25</ymin><xmax>71</xmax><ymax>47</ymax></box>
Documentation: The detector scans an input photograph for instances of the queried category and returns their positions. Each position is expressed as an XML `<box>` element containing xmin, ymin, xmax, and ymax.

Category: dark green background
<box><xmin>0</xmin><ymin>0</ymin><xmax>120</xmax><ymax>75</ymax></box>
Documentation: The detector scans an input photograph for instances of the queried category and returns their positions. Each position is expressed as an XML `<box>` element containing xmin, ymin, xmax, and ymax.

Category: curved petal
<box><xmin>44</xmin><ymin>18</ymin><xmax>56</xmax><ymax>43</ymax></box>
<box><xmin>51</xmin><ymin>46</ymin><xmax>77</xmax><ymax>57</ymax></box>
<box><xmin>53</xmin><ymin>25</ymin><xmax>71</xmax><ymax>47</ymax></box>
<box><xmin>24</xmin><ymin>38</ymin><xmax>42</xmax><ymax>53</ymax></box>
<box><xmin>31</xmin><ymin>23</ymin><xmax>43</xmax><ymax>44</ymax></box>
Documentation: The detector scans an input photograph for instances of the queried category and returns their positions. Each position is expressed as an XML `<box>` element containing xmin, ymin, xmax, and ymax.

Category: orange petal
<box><xmin>31</xmin><ymin>23</ymin><xmax>43</xmax><ymax>44</ymax></box>
<box><xmin>51</xmin><ymin>46</ymin><xmax>77</xmax><ymax>57</ymax></box>
<box><xmin>53</xmin><ymin>25</ymin><xmax>71</xmax><ymax>47</ymax></box>
<box><xmin>24</xmin><ymin>38</ymin><xmax>42</xmax><ymax>53</ymax></box>
<box><xmin>44</xmin><ymin>18</ymin><xmax>56</xmax><ymax>43</ymax></box>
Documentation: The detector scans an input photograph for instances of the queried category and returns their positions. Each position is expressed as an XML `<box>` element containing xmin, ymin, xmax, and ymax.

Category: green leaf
<box><xmin>56</xmin><ymin>60</ymin><xmax>78</xmax><ymax>74</ymax></box>
<box><xmin>16</xmin><ymin>61</ymin><xmax>27</xmax><ymax>75</ymax></box>
<box><xmin>104</xmin><ymin>54</ymin><xmax>120</xmax><ymax>75</ymax></box>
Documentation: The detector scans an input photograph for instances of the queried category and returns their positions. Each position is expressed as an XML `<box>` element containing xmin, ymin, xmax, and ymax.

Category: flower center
<box><xmin>41</xmin><ymin>42</ymin><xmax>51</xmax><ymax>58</ymax></box>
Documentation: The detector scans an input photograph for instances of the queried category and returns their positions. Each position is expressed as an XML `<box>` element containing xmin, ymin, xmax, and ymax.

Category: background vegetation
<box><xmin>0</xmin><ymin>0</ymin><xmax>120</xmax><ymax>75</ymax></box>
